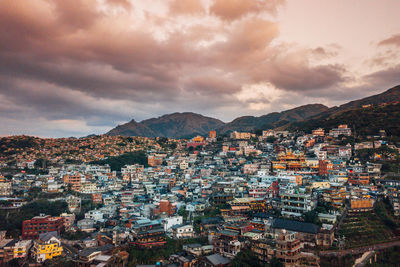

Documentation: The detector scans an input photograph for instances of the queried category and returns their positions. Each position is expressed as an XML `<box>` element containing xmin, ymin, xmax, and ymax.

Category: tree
<box><xmin>303</xmin><ymin>210</ymin><xmax>320</xmax><ymax>225</ymax></box>
<box><xmin>266</xmin><ymin>136</ymin><xmax>277</xmax><ymax>143</ymax></box>
<box><xmin>230</xmin><ymin>249</ymin><xmax>262</xmax><ymax>267</ymax></box>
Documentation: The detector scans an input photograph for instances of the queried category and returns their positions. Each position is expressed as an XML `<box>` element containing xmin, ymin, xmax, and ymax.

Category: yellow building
<box><xmin>32</xmin><ymin>232</ymin><xmax>63</xmax><ymax>263</ymax></box>
<box><xmin>192</xmin><ymin>135</ymin><xmax>205</xmax><ymax>142</ymax></box>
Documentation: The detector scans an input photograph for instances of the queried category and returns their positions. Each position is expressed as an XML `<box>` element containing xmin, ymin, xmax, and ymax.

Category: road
<box><xmin>320</xmin><ymin>240</ymin><xmax>400</xmax><ymax>257</ymax></box>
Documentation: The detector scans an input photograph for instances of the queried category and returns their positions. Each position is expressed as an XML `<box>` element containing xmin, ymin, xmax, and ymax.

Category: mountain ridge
<box><xmin>107</xmin><ymin>85</ymin><xmax>400</xmax><ymax>138</ymax></box>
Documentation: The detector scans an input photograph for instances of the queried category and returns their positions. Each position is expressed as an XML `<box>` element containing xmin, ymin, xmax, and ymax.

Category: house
<box><xmin>130</xmin><ymin>219</ymin><xmax>166</xmax><ymax>248</ymax></box>
<box><xmin>213</xmin><ymin>230</ymin><xmax>243</xmax><ymax>258</ymax></box>
<box><xmin>85</xmin><ymin>209</ymin><xmax>104</xmax><ymax>222</ymax></box>
<box><xmin>0</xmin><ymin>232</ymin><xmax>15</xmax><ymax>265</ymax></box>
<box><xmin>13</xmin><ymin>240</ymin><xmax>32</xmax><ymax>259</ymax></box>
<box><xmin>77</xmin><ymin>218</ymin><xmax>96</xmax><ymax>232</ymax></box>
<box><xmin>171</xmin><ymin>224</ymin><xmax>195</xmax><ymax>239</ymax></box>
<box><xmin>31</xmin><ymin>231</ymin><xmax>63</xmax><ymax>263</ymax></box>
<box><xmin>162</xmin><ymin>216</ymin><xmax>183</xmax><ymax>231</ymax></box>
<box><xmin>183</xmin><ymin>243</ymin><xmax>202</xmax><ymax>256</ymax></box>
<box><xmin>198</xmin><ymin>253</ymin><xmax>231</xmax><ymax>267</ymax></box>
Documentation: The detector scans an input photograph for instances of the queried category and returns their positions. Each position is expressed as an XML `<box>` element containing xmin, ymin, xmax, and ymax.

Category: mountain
<box><xmin>107</xmin><ymin>85</ymin><xmax>400</xmax><ymax>138</ymax></box>
<box><xmin>107</xmin><ymin>105</ymin><xmax>329</xmax><ymax>138</ymax></box>
<box><xmin>283</xmin><ymin>85</ymin><xmax>400</xmax><ymax>135</ymax></box>
<box><xmin>338</xmin><ymin>85</ymin><xmax>400</xmax><ymax>111</ymax></box>
<box><xmin>305</xmin><ymin>85</ymin><xmax>400</xmax><ymax>120</ymax></box>
<box><xmin>107</xmin><ymin>119</ymin><xmax>156</xmax><ymax>137</ymax></box>
<box><xmin>286</xmin><ymin>101</ymin><xmax>400</xmax><ymax>138</ymax></box>
<box><xmin>217</xmin><ymin>104</ymin><xmax>329</xmax><ymax>134</ymax></box>
<box><xmin>107</xmin><ymin>112</ymin><xmax>224</xmax><ymax>138</ymax></box>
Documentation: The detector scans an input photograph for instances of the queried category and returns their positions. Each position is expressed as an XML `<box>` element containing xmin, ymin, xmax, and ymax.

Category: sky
<box><xmin>1</xmin><ymin>0</ymin><xmax>400</xmax><ymax>137</ymax></box>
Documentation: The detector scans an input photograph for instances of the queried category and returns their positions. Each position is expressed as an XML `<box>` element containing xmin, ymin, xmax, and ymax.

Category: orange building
<box><xmin>319</xmin><ymin>160</ymin><xmax>333</xmax><ymax>176</ymax></box>
<box><xmin>148</xmin><ymin>155</ymin><xmax>163</xmax><ymax>167</ymax></box>
<box><xmin>192</xmin><ymin>136</ymin><xmax>205</xmax><ymax>142</ymax></box>
<box><xmin>92</xmin><ymin>193</ymin><xmax>102</xmax><ymax>204</ymax></box>
<box><xmin>158</xmin><ymin>200</ymin><xmax>176</xmax><ymax>216</ymax></box>
<box><xmin>350</xmin><ymin>198</ymin><xmax>373</xmax><ymax>212</ymax></box>
<box><xmin>209</xmin><ymin>130</ymin><xmax>217</xmax><ymax>138</ymax></box>
<box><xmin>348</xmin><ymin>173</ymin><xmax>369</xmax><ymax>185</ymax></box>
<box><xmin>312</xmin><ymin>128</ymin><xmax>325</xmax><ymax>136</ymax></box>
<box><xmin>63</xmin><ymin>173</ymin><xmax>83</xmax><ymax>191</ymax></box>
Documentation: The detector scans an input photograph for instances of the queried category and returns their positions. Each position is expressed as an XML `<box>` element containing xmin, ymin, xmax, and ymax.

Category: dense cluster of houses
<box><xmin>0</xmin><ymin>124</ymin><xmax>399</xmax><ymax>266</ymax></box>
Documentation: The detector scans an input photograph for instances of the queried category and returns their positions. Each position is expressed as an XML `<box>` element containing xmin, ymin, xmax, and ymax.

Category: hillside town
<box><xmin>0</xmin><ymin>123</ymin><xmax>399</xmax><ymax>267</ymax></box>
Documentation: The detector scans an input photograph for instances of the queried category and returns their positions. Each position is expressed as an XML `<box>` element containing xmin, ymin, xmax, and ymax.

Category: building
<box><xmin>199</xmin><ymin>254</ymin><xmax>231</xmax><ymax>267</ymax></box>
<box><xmin>31</xmin><ymin>232</ymin><xmax>63</xmax><ymax>263</ymax></box>
<box><xmin>63</xmin><ymin>173</ymin><xmax>85</xmax><ymax>191</ymax></box>
<box><xmin>213</xmin><ymin>229</ymin><xmax>243</xmax><ymax>258</ymax></box>
<box><xmin>171</xmin><ymin>224</ymin><xmax>195</xmax><ymax>239</ymax></box>
<box><xmin>0</xmin><ymin>231</ymin><xmax>14</xmax><ymax>265</ymax></box>
<box><xmin>350</xmin><ymin>198</ymin><xmax>374</xmax><ymax>212</ymax></box>
<box><xmin>148</xmin><ymin>155</ymin><xmax>163</xmax><ymax>167</ymax></box>
<box><xmin>66</xmin><ymin>195</ymin><xmax>81</xmax><ymax>213</ymax></box>
<box><xmin>230</xmin><ymin>131</ymin><xmax>253</xmax><ymax>140</ymax></box>
<box><xmin>60</xmin><ymin>213</ymin><xmax>75</xmax><ymax>229</ymax></box>
<box><xmin>281</xmin><ymin>189</ymin><xmax>316</xmax><ymax>217</ymax></box>
<box><xmin>130</xmin><ymin>219</ymin><xmax>166</xmax><ymax>248</ymax></box>
<box><xmin>77</xmin><ymin>218</ymin><xmax>96</xmax><ymax>232</ymax></box>
<box><xmin>0</xmin><ymin>181</ymin><xmax>12</xmax><ymax>196</ymax></box>
<box><xmin>22</xmin><ymin>214</ymin><xmax>64</xmax><ymax>240</ymax></box>
<box><xmin>275</xmin><ymin>230</ymin><xmax>301</xmax><ymax>266</ymax></box>
<box><xmin>250</xmin><ymin>238</ymin><xmax>275</xmax><ymax>263</ymax></box>
<box><xmin>209</xmin><ymin>130</ymin><xmax>217</xmax><ymax>139</ymax></box>
<box><xmin>13</xmin><ymin>240</ymin><xmax>31</xmax><ymax>259</ymax></box>
<box><xmin>162</xmin><ymin>216</ymin><xmax>183</xmax><ymax>231</ymax></box>
<box><xmin>158</xmin><ymin>199</ymin><xmax>176</xmax><ymax>216</ymax></box>
<box><xmin>329</xmin><ymin>124</ymin><xmax>351</xmax><ymax>137</ymax></box>
<box><xmin>312</xmin><ymin>128</ymin><xmax>325</xmax><ymax>137</ymax></box>
<box><xmin>92</xmin><ymin>193</ymin><xmax>103</xmax><ymax>204</ymax></box>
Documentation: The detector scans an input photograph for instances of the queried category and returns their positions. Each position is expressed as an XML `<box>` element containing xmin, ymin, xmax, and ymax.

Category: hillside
<box><xmin>217</xmin><ymin>104</ymin><xmax>329</xmax><ymax>134</ymax></box>
<box><xmin>107</xmin><ymin>85</ymin><xmax>400</xmax><ymax>138</ymax></box>
<box><xmin>107</xmin><ymin>105</ymin><xmax>329</xmax><ymax>138</ymax></box>
<box><xmin>286</xmin><ymin>102</ymin><xmax>400</xmax><ymax>137</ymax></box>
<box><xmin>107</xmin><ymin>112</ymin><xmax>224</xmax><ymax>138</ymax></box>
<box><xmin>282</xmin><ymin>85</ymin><xmax>400</xmax><ymax>136</ymax></box>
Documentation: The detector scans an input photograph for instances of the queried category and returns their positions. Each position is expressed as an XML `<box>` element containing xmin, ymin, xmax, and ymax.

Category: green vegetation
<box><xmin>338</xmin><ymin>201</ymin><xmax>399</xmax><ymax>248</ymax></box>
<box><xmin>230</xmin><ymin>249</ymin><xmax>283</xmax><ymax>267</ymax></box>
<box><xmin>90</xmin><ymin>150</ymin><xmax>148</xmax><ymax>171</ymax></box>
<box><xmin>355</xmin><ymin>145</ymin><xmax>400</xmax><ymax>175</ymax></box>
<box><xmin>374</xmin><ymin>199</ymin><xmax>399</xmax><ymax>230</ymax></box>
<box><xmin>320</xmin><ymin>254</ymin><xmax>356</xmax><ymax>267</ymax></box>
<box><xmin>355</xmin><ymin>146</ymin><xmax>398</xmax><ymax>161</ymax></box>
<box><xmin>76</xmin><ymin>199</ymin><xmax>103</xmax><ymax>220</ymax></box>
<box><xmin>62</xmin><ymin>230</ymin><xmax>90</xmax><ymax>240</ymax></box>
<box><xmin>193</xmin><ymin>206</ymin><xmax>223</xmax><ymax>233</ymax></box>
<box><xmin>127</xmin><ymin>237</ymin><xmax>208</xmax><ymax>266</ymax></box>
<box><xmin>288</xmin><ymin>103</ymin><xmax>400</xmax><ymax>138</ymax></box>
<box><xmin>0</xmin><ymin>136</ymin><xmax>41</xmax><ymax>155</ymax></box>
<box><xmin>0</xmin><ymin>199</ymin><xmax>68</xmax><ymax>237</ymax></box>
<box><xmin>366</xmin><ymin>245</ymin><xmax>400</xmax><ymax>266</ymax></box>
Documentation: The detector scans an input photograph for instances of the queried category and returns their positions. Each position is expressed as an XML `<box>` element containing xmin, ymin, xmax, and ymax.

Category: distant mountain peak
<box><xmin>108</xmin><ymin>112</ymin><xmax>224</xmax><ymax>138</ymax></box>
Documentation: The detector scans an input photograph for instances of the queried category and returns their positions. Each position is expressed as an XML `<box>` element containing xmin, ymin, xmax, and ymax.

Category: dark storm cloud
<box><xmin>0</xmin><ymin>0</ymin><xmax>396</xmax><ymax>137</ymax></box>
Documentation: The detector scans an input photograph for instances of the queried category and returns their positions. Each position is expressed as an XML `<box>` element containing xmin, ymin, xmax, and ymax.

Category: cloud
<box><xmin>210</xmin><ymin>0</ymin><xmax>284</xmax><ymax>21</ymax></box>
<box><xmin>0</xmin><ymin>0</ymin><xmax>397</xmax><ymax>137</ymax></box>
<box><xmin>106</xmin><ymin>0</ymin><xmax>132</xmax><ymax>9</ymax></box>
<box><xmin>168</xmin><ymin>0</ymin><xmax>205</xmax><ymax>15</ymax></box>
<box><xmin>378</xmin><ymin>34</ymin><xmax>400</xmax><ymax>47</ymax></box>
<box><xmin>365</xmin><ymin>64</ymin><xmax>400</xmax><ymax>87</ymax></box>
